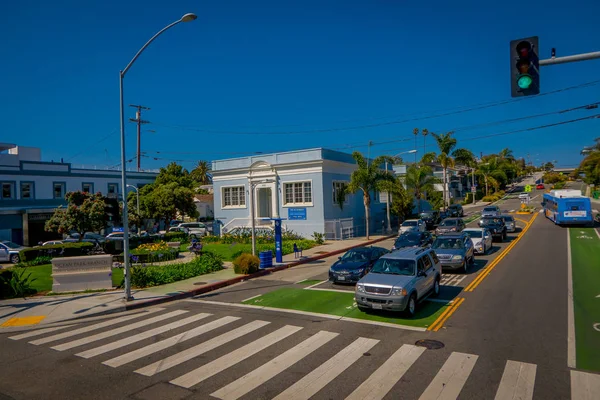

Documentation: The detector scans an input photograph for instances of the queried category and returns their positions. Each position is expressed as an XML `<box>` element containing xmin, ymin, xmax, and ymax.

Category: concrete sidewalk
<box><xmin>0</xmin><ymin>235</ymin><xmax>393</xmax><ymax>330</ymax></box>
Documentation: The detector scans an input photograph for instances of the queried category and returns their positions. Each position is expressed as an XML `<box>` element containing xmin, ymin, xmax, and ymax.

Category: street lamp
<box><xmin>119</xmin><ymin>13</ymin><xmax>197</xmax><ymax>301</ymax></box>
<box><xmin>249</xmin><ymin>179</ymin><xmax>275</xmax><ymax>256</ymax></box>
<box><xmin>126</xmin><ymin>185</ymin><xmax>140</xmax><ymax>235</ymax></box>
<box><xmin>384</xmin><ymin>150</ymin><xmax>417</xmax><ymax>234</ymax></box>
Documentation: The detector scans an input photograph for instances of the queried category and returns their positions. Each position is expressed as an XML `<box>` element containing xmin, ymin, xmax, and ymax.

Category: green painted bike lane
<box><xmin>569</xmin><ymin>227</ymin><xmax>600</xmax><ymax>371</ymax></box>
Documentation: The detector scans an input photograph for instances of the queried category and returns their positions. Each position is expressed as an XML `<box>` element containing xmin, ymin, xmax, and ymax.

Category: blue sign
<box><xmin>288</xmin><ymin>208</ymin><xmax>307</xmax><ymax>220</ymax></box>
<box><xmin>112</xmin><ymin>227</ymin><xmax>124</xmax><ymax>232</ymax></box>
<box><xmin>274</xmin><ymin>219</ymin><xmax>283</xmax><ymax>263</ymax></box>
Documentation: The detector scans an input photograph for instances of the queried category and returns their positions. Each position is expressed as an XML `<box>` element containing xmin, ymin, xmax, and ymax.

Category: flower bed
<box><xmin>115</xmin><ymin>241</ymin><xmax>179</xmax><ymax>264</ymax></box>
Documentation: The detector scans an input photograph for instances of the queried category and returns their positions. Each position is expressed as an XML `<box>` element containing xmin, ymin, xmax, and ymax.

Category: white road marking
<box><xmin>494</xmin><ymin>360</ymin><xmax>536</xmax><ymax>400</ymax></box>
<box><xmin>170</xmin><ymin>325</ymin><xmax>303</xmax><ymax>389</ymax></box>
<box><xmin>567</xmin><ymin>229</ymin><xmax>576</xmax><ymax>368</ymax></box>
<box><xmin>570</xmin><ymin>370</ymin><xmax>600</xmax><ymax>400</ymax></box>
<box><xmin>441</xmin><ymin>274</ymin><xmax>468</xmax><ymax>287</ymax></box>
<box><xmin>346</xmin><ymin>344</ymin><xmax>425</xmax><ymax>400</ymax></box>
<box><xmin>241</xmin><ymin>294</ymin><xmax>262</xmax><ymax>303</ymax></box>
<box><xmin>135</xmin><ymin>320</ymin><xmax>270</xmax><ymax>376</ymax></box>
<box><xmin>29</xmin><ymin>309</ymin><xmax>161</xmax><ymax>345</ymax></box>
<box><xmin>104</xmin><ymin>316</ymin><xmax>239</xmax><ymax>368</ymax></box>
<box><xmin>76</xmin><ymin>313</ymin><xmax>211</xmax><ymax>359</ymax></box>
<box><xmin>211</xmin><ymin>330</ymin><xmax>339</xmax><ymax>400</ymax></box>
<box><xmin>9</xmin><ymin>325</ymin><xmax>76</xmax><ymax>341</ymax></box>
<box><xmin>304</xmin><ymin>280</ymin><xmax>329</xmax><ymax>290</ymax></box>
<box><xmin>272</xmin><ymin>337</ymin><xmax>380</xmax><ymax>400</ymax></box>
<box><xmin>419</xmin><ymin>352</ymin><xmax>478</xmax><ymax>400</ymax></box>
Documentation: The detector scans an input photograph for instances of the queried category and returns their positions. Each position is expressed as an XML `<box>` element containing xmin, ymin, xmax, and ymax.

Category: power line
<box><xmin>65</xmin><ymin>129</ymin><xmax>119</xmax><ymax>162</ymax></box>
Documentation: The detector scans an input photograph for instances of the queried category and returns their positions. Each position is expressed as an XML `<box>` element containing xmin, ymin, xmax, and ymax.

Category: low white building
<box><xmin>0</xmin><ymin>143</ymin><xmax>157</xmax><ymax>246</ymax></box>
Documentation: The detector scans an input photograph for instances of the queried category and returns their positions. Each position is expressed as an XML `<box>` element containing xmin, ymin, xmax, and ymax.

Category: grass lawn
<box><xmin>242</xmin><ymin>288</ymin><xmax>448</xmax><ymax>328</ymax></box>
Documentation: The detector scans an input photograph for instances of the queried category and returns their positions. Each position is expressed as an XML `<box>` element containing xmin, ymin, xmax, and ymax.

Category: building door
<box><xmin>257</xmin><ymin>187</ymin><xmax>273</xmax><ymax>218</ymax></box>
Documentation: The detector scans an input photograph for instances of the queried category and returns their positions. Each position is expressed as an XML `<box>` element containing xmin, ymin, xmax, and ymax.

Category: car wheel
<box><xmin>10</xmin><ymin>254</ymin><xmax>19</xmax><ymax>264</ymax></box>
<box><xmin>462</xmin><ymin>258</ymin><xmax>469</xmax><ymax>273</ymax></box>
<box><xmin>432</xmin><ymin>278</ymin><xmax>440</xmax><ymax>297</ymax></box>
<box><xmin>405</xmin><ymin>293</ymin><xmax>417</xmax><ymax>317</ymax></box>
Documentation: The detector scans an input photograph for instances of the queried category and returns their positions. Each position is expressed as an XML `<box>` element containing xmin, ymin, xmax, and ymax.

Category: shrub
<box><xmin>553</xmin><ymin>181</ymin><xmax>566</xmax><ymax>189</ymax></box>
<box><xmin>130</xmin><ymin>251</ymin><xmax>223</xmax><ymax>288</ymax></box>
<box><xmin>312</xmin><ymin>232</ymin><xmax>325</xmax><ymax>245</ymax></box>
<box><xmin>17</xmin><ymin>256</ymin><xmax>52</xmax><ymax>267</ymax></box>
<box><xmin>481</xmin><ymin>195</ymin><xmax>500</xmax><ymax>203</ymax></box>
<box><xmin>19</xmin><ymin>242</ymin><xmax>94</xmax><ymax>262</ymax></box>
<box><xmin>0</xmin><ymin>267</ymin><xmax>37</xmax><ymax>298</ymax></box>
<box><xmin>163</xmin><ymin>231</ymin><xmax>187</xmax><ymax>242</ymax></box>
<box><xmin>230</xmin><ymin>239</ymin><xmax>317</xmax><ymax>260</ymax></box>
<box><xmin>232</xmin><ymin>253</ymin><xmax>260</xmax><ymax>275</ymax></box>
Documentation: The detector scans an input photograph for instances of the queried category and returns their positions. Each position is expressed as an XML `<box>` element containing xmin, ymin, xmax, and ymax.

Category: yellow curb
<box><xmin>1</xmin><ymin>316</ymin><xmax>46</xmax><ymax>327</ymax></box>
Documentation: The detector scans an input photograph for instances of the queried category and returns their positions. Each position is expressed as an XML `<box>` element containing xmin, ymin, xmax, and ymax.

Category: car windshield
<box><xmin>340</xmin><ymin>250</ymin><xmax>369</xmax><ymax>262</ymax></box>
<box><xmin>464</xmin><ymin>230</ymin><xmax>483</xmax><ymax>239</ymax></box>
<box><xmin>433</xmin><ymin>237</ymin><xmax>465</xmax><ymax>249</ymax></box>
<box><xmin>482</xmin><ymin>218</ymin><xmax>503</xmax><ymax>225</ymax></box>
<box><xmin>439</xmin><ymin>219</ymin><xmax>457</xmax><ymax>226</ymax></box>
<box><xmin>396</xmin><ymin>233</ymin><xmax>420</xmax><ymax>245</ymax></box>
<box><xmin>420</xmin><ymin>212</ymin><xmax>434</xmax><ymax>217</ymax></box>
<box><xmin>483</xmin><ymin>207</ymin><xmax>497</xmax><ymax>212</ymax></box>
<box><xmin>402</xmin><ymin>220</ymin><xmax>417</xmax><ymax>226</ymax></box>
<box><xmin>1</xmin><ymin>241</ymin><xmax>21</xmax><ymax>249</ymax></box>
<box><xmin>502</xmin><ymin>216</ymin><xmax>514</xmax><ymax>222</ymax></box>
<box><xmin>370</xmin><ymin>258</ymin><xmax>415</xmax><ymax>276</ymax></box>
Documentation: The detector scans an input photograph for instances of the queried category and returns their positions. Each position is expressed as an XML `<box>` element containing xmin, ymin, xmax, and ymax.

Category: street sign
<box><xmin>380</xmin><ymin>191</ymin><xmax>389</xmax><ymax>204</ymax></box>
<box><xmin>471</xmin><ymin>186</ymin><xmax>477</xmax><ymax>193</ymax></box>
<box><xmin>525</xmin><ymin>185</ymin><xmax>532</xmax><ymax>192</ymax></box>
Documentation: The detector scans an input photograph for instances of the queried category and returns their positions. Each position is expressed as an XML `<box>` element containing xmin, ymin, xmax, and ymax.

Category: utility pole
<box><xmin>129</xmin><ymin>105</ymin><xmax>151</xmax><ymax>172</ymax></box>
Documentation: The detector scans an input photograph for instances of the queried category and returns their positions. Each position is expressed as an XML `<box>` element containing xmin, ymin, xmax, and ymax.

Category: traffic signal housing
<box><xmin>510</xmin><ymin>36</ymin><xmax>540</xmax><ymax>97</ymax></box>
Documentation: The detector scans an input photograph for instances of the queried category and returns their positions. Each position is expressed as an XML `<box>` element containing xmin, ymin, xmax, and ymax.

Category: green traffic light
<box><xmin>517</xmin><ymin>74</ymin><xmax>533</xmax><ymax>89</ymax></box>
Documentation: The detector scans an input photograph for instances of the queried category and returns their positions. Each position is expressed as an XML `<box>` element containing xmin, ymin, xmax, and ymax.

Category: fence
<box><xmin>324</xmin><ymin>217</ymin><xmax>355</xmax><ymax>240</ymax></box>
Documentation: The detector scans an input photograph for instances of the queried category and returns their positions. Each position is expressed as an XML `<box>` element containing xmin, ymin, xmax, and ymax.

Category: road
<box><xmin>1</xmin><ymin>176</ymin><xmax>598</xmax><ymax>399</ymax></box>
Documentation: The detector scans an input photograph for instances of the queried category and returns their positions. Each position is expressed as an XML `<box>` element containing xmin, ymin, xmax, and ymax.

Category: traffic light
<box><xmin>510</xmin><ymin>36</ymin><xmax>540</xmax><ymax>97</ymax></box>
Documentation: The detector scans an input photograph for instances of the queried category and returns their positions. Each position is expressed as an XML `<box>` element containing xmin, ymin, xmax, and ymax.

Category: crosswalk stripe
<box><xmin>170</xmin><ymin>325</ymin><xmax>303</xmax><ymax>389</ymax></box>
<box><xmin>272</xmin><ymin>337</ymin><xmax>380</xmax><ymax>400</ymax></box>
<box><xmin>103</xmin><ymin>316</ymin><xmax>240</xmax><ymax>368</ymax></box>
<box><xmin>9</xmin><ymin>325</ymin><xmax>76</xmax><ymax>341</ymax></box>
<box><xmin>211</xmin><ymin>330</ymin><xmax>339</xmax><ymax>400</ymax></box>
<box><xmin>345</xmin><ymin>344</ymin><xmax>425</xmax><ymax>400</ymax></box>
<box><xmin>494</xmin><ymin>360</ymin><xmax>536</xmax><ymax>400</ymax></box>
<box><xmin>29</xmin><ymin>309</ymin><xmax>161</xmax><ymax>345</ymax></box>
<box><xmin>135</xmin><ymin>319</ymin><xmax>270</xmax><ymax>377</ymax></box>
<box><xmin>570</xmin><ymin>370</ymin><xmax>600</xmax><ymax>400</ymax></box>
<box><xmin>51</xmin><ymin>310</ymin><xmax>188</xmax><ymax>351</ymax></box>
<box><xmin>419</xmin><ymin>352</ymin><xmax>478</xmax><ymax>400</ymax></box>
<box><xmin>75</xmin><ymin>313</ymin><xmax>211</xmax><ymax>359</ymax></box>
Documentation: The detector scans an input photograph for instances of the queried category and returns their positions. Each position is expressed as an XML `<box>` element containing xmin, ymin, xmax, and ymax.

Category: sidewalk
<box><xmin>0</xmin><ymin>235</ymin><xmax>393</xmax><ymax>330</ymax></box>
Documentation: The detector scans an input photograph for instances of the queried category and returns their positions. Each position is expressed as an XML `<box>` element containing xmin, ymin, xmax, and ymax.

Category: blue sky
<box><xmin>1</xmin><ymin>0</ymin><xmax>599</xmax><ymax>170</ymax></box>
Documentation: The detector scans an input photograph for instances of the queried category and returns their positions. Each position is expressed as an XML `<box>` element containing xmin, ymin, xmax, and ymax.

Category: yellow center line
<box><xmin>427</xmin><ymin>297</ymin><xmax>463</xmax><ymax>331</ymax></box>
<box><xmin>430</xmin><ymin>297</ymin><xmax>466</xmax><ymax>332</ymax></box>
<box><xmin>515</xmin><ymin>217</ymin><xmax>530</xmax><ymax>225</ymax></box>
<box><xmin>465</xmin><ymin>212</ymin><xmax>538</xmax><ymax>292</ymax></box>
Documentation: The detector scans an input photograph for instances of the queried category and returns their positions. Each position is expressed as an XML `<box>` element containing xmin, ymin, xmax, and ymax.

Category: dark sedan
<box><xmin>392</xmin><ymin>231</ymin><xmax>433</xmax><ymax>251</ymax></box>
<box><xmin>419</xmin><ymin>211</ymin><xmax>441</xmax><ymax>229</ymax></box>
<box><xmin>329</xmin><ymin>246</ymin><xmax>389</xmax><ymax>283</ymax></box>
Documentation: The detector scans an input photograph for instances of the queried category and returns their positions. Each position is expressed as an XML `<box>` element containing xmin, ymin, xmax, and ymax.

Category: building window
<box><xmin>20</xmin><ymin>182</ymin><xmax>34</xmax><ymax>199</ymax></box>
<box><xmin>1</xmin><ymin>182</ymin><xmax>15</xmax><ymax>199</ymax></box>
<box><xmin>332</xmin><ymin>181</ymin><xmax>349</xmax><ymax>205</ymax></box>
<box><xmin>284</xmin><ymin>181</ymin><xmax>312</xmax><ymax>205</ymax></box>
<box><xmin>82</xmin><ymin>183</ymin><xmax>94</xmax><ymax>193</ymax></box>
<box><xmin>222</xmin><ymin>186</ymin><xmax>246</xmax><ymax>208</ymax></box>
<box><xmin>108</xmin><ymin>183</ymin><xmax>118</xmax><ymax>194</ymax></box>
<box><xmin>53</xmin><ymin>182</ymin><xmax>65</xmax><ymax>199</ymax></box>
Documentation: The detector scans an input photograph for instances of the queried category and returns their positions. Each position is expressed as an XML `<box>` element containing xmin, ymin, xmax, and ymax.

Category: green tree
<box><xmin>420</xmin><ymin>152</ymin><xmax>437</xmax><ymax>164</ymax></box>
<box><xmin>378</xmin><ymin>177</ymin><xmax>413</xmax><ymax>226</ymax></box>
<box><xmin>404</xmin><ymin>165</ymin><xmax>437</xmax><ymax>214</ymax></box>
<box><xmin>431</xmin><ymin>132</ymin><xmax>457</xmax><ymax>210</ymax></box>
<box><xmin>477</xmin><ymin>157</ymin><xmax>507</xmax><ymax>196</ymax></box>
<box><xmin>45</xmin><ymin>191</ymin><xmax>107</xmax><ymax>239</ymax></box>
<box><xmin>347</xmin><ymin>152</ymin><xmax>394</xmax><ymax>239</ymax></box>
<box><xmin>191</xmin><ymin>160</ymin><xmax>212</xmax><ymax>186</ymax></box>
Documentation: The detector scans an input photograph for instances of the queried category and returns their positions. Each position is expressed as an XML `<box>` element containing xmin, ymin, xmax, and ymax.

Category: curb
<box><xmin>123</xmin><ymin>234</ymin><xmax>396</xmax><ymax>311</ymax></box>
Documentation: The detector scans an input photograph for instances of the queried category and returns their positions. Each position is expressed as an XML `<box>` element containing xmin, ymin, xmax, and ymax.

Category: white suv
<box><xmin>178</xmin><ymin>222</ymin><xmax>207</xmax><ymax>238</ymax></box>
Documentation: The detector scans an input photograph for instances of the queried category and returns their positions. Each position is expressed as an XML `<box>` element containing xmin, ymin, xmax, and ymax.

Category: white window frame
<box><xmin>332</xmin><ymin>181</ymin><xmax>349</xmax><ymax>206</ymax></box>
<box><xmin>221</xmin><ymin>185</ymin><xmax>246</xmax><ymax>209</ymax></box>
<box><xmin>283</xmin><ymin>180</ymin><xmax>313</xmax><ymax>207</ymax></box>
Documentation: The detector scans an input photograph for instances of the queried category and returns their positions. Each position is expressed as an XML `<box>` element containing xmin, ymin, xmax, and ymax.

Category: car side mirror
<box><xmin>418</xmin><ymin>270</ymin><xmax>426</xmax><ymax>277</ymax></box>
<box><xmin>338</xmin><ymin>256</ymin><xmax>342</xmax><ymax>260</ymax></box>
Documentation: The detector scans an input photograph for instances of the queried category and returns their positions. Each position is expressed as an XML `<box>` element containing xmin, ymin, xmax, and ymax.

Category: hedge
<box><xmin>233</xmin><ymin>253</ymin><xmax>260</xmax><ymax>274</ymax></box>
<box><xmin>230</xmin><ymin>239</ymin><xmax>316</xmax><ymax>260</ymax></box>
<box><xmin>19</xmin><ymin>242</ymin><xmax>94</xmax><ymax>263</ymax></box>
<box><xmin>163</xmin><ymin>231</ymin><xmax>187</xmax><ymax>242</ymax></box>
<box><xmin>130</xmin><ymin>251</ymin><xmax>223</xmax><ymax>288</ymax></box>
<box><xmin>113</xmin><ymin>250</ymin><xmax>179</xmax><ymax>264</ymax></box>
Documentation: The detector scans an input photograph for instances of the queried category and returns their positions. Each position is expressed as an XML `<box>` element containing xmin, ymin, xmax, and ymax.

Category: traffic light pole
<box><xmin>540</xmin><ymin>51</ymin><xmax>600</xmax><ymax>66</ymax></box>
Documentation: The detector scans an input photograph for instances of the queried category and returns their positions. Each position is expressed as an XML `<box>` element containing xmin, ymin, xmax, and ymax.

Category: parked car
<box><xmin>169</xmin><ymin>220</ymin><xmax>183</xmax><ymax>227</ymax></box>
<box><xmin>392</xmin><ymin>231</ymin><xmax>433</xmax><ymax>251</ymax></box>
<box><xmin>105</xmin><ymin>232</ymin><xmax>138</xmax><ymax>241</ymax></box>
<box><xmin>419</xmin><ymin>210</ymin><xmax>441</xmax><ymax>229</ymax></box>
<box><xmin>0</xmin><ymin>240</ymin><xmax>27</xmax><ymax>264</ymax></box>
<box><xmin>431</xmin><ymin>232</ymin><xmax>475</xmax><ymax>273</ymax></box>
<box><xmin>42</xmin><ymin>240</ymin><xmax>64</xmax><ymax>246</ymax></box>
<box><xmin>447</xmin><ymin>204</ymin><xmax>464</xmax><ymax>217</ymax></box>
<box><xmin>398</xmin><ymin>219</ymin><xmax>426</xmax><ymax>234</ymax></box>
<box><xmin>66</xmin><ymin>232</ymin><xmax>106</xmax><ymax>243</ymax></box>
<box><xmin>435</xmin><ymin>218</ymin><xmax>465</xmax><ymax>235</ymax></box>
<box><xmin>481</xmin><ymin>205</ymin><xmax>501</xmax><ymax>218</ymax></box>
<box><xmin>167</xmin><ymin>227</ymin><xmax>186</xmax><ymax>233</ymax></box>
<box><xmin>177</xmin><ymin>222</ymin><xmax>207</xmax><ymax>238</ymax></box>
<box><xmin>463</xmin><ymin>228</ymin><xmax>493</xmax><ymax>255</ymax></box>
<box><xmin>438</xmin><ymin>210</ymin><xmax>449</xmax><ymax>220</ymax></box>
<box><xmin>500</xmin><ymin>215</ymin><xmax>516</xmax><ymax>233</ymax></box>
<box><xmin>478</xmin><ymin>217</ymin><xmax>507</xmax><ymax>242</ymax></box>
<box><xmin>536</xmin><ymin>183</ymin><xmax>545</xmax><ymax>190</ymax></box>
<box><xmin>355</xmin><ymin>247</ymin><xmax>441</xmax><ymax>317</ymax></box>
<box><xmin>329</xmin><ymin>246</ymin><xmax>389</xmax><ymax>283</ymax></box>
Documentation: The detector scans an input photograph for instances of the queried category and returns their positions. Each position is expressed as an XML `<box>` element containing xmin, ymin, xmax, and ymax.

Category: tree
<box><xmin>431</xmin><ymin>132</ymin><xmax>457</xmax><ymax>210</ymax></box>
<box><xmin>579</xmin><ymin>150</ymin><xmax>600</xmax><ymax>186</ymax></box>
<box><xmin>498</xmin><ymin>148</ymin><xmax>515</xmax><ymax>161</ymax></box>
<box><xmin>453</xmin><ymin>148</ymin><xmax>477</xmax><ymax>191</ymax></box>
<box><xmin>477</xmin><ymin>157</ymin><xmax>508</xmax><ymax>196</ymax></box>
<box><xmin>379</xmin><ymin>177</ymin><xmax>413</xmax><ymax>223</ymax></box>
<box><xmin>191</xmin><ymin>160</ymin><xmax>212</xmax><ymax>186</ymax></box>
<box><xmin>420</xmin><ymin>152</ymin><xmax>437</xmax><ymax>164</ymax></box>
<box><xmin>347</xmin><ymin>152</ymin><xmax>394</xmax><ymax>240</ymax></box>
<box><xmin>45</xmin><ymin>191</ymin><xmax>107</xmax><ymax>240</ymax></box>
<box><xmin>404</xmin><ymin>165</ymin><xmax>437</xmax><ymax>214</ymax></box>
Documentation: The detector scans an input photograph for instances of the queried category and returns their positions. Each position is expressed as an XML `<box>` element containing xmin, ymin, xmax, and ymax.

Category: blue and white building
<box><xmin>0</xmin><ymin>143</ymin><xmax>157</xmax><ymax>246</ymax></box>
<box><xmin>211</xmin><ymin>148</ymin><xmax>388</xmax><ymax>239</ymax></box>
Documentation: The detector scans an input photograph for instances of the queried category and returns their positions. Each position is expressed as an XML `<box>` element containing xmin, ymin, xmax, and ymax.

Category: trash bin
<box><xmin>593</xmin><ymin>191</ymin><xmax>600</xmax><ymax>200</ymax></box>
<box><xmin>259</xmin><ymin>251</ymin><xmax>273</xmax><ymax>269</ymax></box>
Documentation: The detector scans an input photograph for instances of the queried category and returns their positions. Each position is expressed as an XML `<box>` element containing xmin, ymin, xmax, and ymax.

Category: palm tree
<box><xmin>404</xmin><ymin>165</ymin><xmax>437</xmax><ymax>214</ymax></box>
<box><xmin>191</xmin><ymin>160</ymin><xmax>212</xmax><ymax>185</ymax></box>
<box><xmin>412</xmin><ymin>128</ymin><xmax>419</xmax><ymax>163</ymax></box>
<box><xmin>347</xmin><ymin>152</ymin><xmax>394</xmax><ymax>239</ymax></box>
<box><xmin>420</xmin><ymin>152</ymin><xmax>437</xmax><ymax>164</ymax></box>
<box><xmin>477</xmin><ymin>157</ymin><xmax>508</xmax><ymax>196</ymax></box>
<box><xmin>498</xmin><ymin>148</ymin><xmax>515</xmax><ymax>161</ymax></box>
<box><xmin>431</xmin><ymin>132</ymin><xmax>457</xmax><ymax>210</ymax></box>
<box><xmin>422</xmin><ymin>129</ymin><xmax>429</xmax><ymax>154</ymax></box>
<box><xmin>453</xmin><ymin>148</ymin><xmax>477</xmax><ymax>196</ymax></box>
